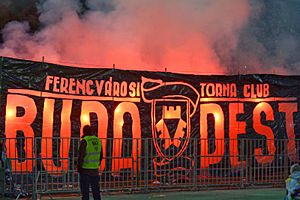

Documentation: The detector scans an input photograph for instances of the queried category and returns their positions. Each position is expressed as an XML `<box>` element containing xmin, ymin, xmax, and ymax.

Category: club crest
<box><xmin>152</xmin><ymin>100</ymin><xmax>190</xmax><ymax>160</ymax></box>
<box><xmin>141</xmin><ymin>76</ymin><xmax>200</xmax><ymax>164</ymax></box>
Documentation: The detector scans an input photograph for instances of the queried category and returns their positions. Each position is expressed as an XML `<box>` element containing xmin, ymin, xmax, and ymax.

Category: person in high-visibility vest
<box><xmin>285</xmin><ymin>164</ymin><xmax>300</xmax><ymax>200</ymax></box>
<box><xmin>77</xmin><ymin>125</ymin><xmax>103</xmax><ymax>200</ymax></box>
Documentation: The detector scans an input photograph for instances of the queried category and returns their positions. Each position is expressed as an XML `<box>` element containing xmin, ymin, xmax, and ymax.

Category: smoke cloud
<box><xmin>0</xmin><ymin>0</ymin><xmax>252</xmax><ymax>74</ymax></box>
<box><xmin>2</xmin><ymin>0</ymin><xmax>298</xmax><ymax>75</ymax></box>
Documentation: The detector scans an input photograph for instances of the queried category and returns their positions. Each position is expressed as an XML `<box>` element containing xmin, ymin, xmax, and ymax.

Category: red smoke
<box><xmin>0</xmin><ymin>0</ymin><xmax>250</xmax><ymax>74</ymax></box>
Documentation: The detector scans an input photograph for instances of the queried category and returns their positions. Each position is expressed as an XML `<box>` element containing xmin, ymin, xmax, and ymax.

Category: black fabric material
<box><xmin>0</xmin><ymin>56</ymin><xmax>300</xmax><ymax>173</ymax></box>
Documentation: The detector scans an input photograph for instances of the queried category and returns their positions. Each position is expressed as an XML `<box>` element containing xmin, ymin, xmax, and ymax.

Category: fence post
<box><xmin>240</xmin><ymin>138</ymin><xmax>245</xmax><ymax>188</ymax></box>
<box><xmin>0</xmin><ymin>57</ymin><xmax>3</xmax><ymax>96</ymax></box>
<box><xmin>135</xmin><ymin>138</ymin><xmax>139</xmax><ymax>190</ymax></box>
<box><xmin>32</xmin><ymin>137</ymin><xmax>37</xmax><ymax>200</ymax></box>
<box><xmin>247</xmin><ymin>140</ymin><xmax>254</xmax><ymax>184</ymax></box>
<box><xmin>193</xmin><ymin>138</ymin><xmax>197</xmax><ymax>189</ymax></box>
<box><xmin>0</xmin><ymin>139</ymin><xmax>4</xmax><ymax>198</ymax></box>
<box><xmin>0</xmin><ymin>58</ymin><xmax>3</xmax><ymax>198</ymax></box>
<box><xmin>145</xmin><ymin>138</ymin><xmax>149</xmax><ymax>192</ymax></box>
<box><xmin>284</xmin><ymin>140</ymin><xmax>289</xmax><ymax>178</ymax></box>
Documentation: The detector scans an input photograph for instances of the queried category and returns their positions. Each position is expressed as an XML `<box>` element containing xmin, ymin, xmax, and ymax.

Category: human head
<box><xmin>290</xmin><ymin>163</ymin><xmax>300</xmax><ymax>174</ymax></box>
<box><xmin>123</xmin><ymin>112</ymin><xmax>132</xmax><ymax>123</ymax></box>
<box><xmin>83</xmin><ymin>125</ymin><xmax>92</xmax><ymax>136</ymax></box>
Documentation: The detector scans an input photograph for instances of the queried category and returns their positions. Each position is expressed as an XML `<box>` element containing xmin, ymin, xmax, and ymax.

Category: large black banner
<box><xmin>0</xmin><ymin>57</ymin><xmax>299</xmax><ymax>175</ymax></box>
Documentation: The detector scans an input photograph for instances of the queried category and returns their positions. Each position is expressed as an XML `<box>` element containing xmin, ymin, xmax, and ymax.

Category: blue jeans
<box><xmin>79</xmin><ymin>173</ymin><xmax>101</xmax><ymax>200</ymax></box>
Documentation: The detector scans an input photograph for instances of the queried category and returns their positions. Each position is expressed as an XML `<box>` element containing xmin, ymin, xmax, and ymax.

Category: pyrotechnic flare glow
<box><xmin>0</xmin><ymin>0</ymin><xmax>250</xmax><ymax>74</ymax></box>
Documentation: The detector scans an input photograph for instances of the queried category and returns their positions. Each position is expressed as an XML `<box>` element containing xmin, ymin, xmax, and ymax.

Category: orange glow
<box><xmin>44</xmin><ymin>99</ymin><xmax>49</xmax><ymax>109</ymax></box>
<box><xmin>6</xmin><ymin>108</ymin><xmax>15</xmax><ymax>119</ymax></box>
<box><xmin>0</xmin><ymin>0</ymin><xmax>253</xmax><ymax>75</ymax></box>
<box><xmin>112</xmin><ymin>102</ymin><xmax>141</xmax><ymax>176</ymax></box>
<box><xmin>214</xmin><ymin>112</ymin><xmax>221</xmax><ymax>122</ymax></box>
<box><xmin>199</xmin><ymin>97</ymin><xmax>297</xmax><ymax>102</ymax></box>
<box><xmin>115</xmin><ymin>106</ymin><xmax>122</xmax><ymax>114</ymax></box>
<box><xmin>255</xmin><ymin>102</ymin><xmax>266</xmax><ymax>109</ymax></box>
<box><xmin>8</xmin><ymin>89</ymin><xmax>141</xmax><ymax>102</ymax></box>
<box><xmin>253</xmin><ymin>102</ymin><xmax>275</xmax><ymax>164</ymax></box>
<box><xmin>200</xmin><ymin>103</ymin><xmax>225</xmax><ymax>168</ymax></box>
<box><xmin>229</xmin><ymin>103</ymin><xmax>246</xmax><ymax>168</ymax></box>
<box><xmin>41</xmin><ymin>99</ymin><xmax>72</xmax><ymax>175</ymax></box>
<box><xmin>81</xmin><ymin>114</ymin><xmax>90</xmax><ymax>123</ymax></box>
<box><xmin>5</xmin><ymin>94</ymin><xmax>36</xmax><ymax>172</ymax></box>
<box><xmin>279</xmin><ymin>103</ymin><xmax>298</xmax><ymax>162</ymax></box>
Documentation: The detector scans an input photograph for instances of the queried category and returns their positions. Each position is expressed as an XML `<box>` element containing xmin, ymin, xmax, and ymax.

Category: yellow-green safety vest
<box><xmin>82</xmin><ymin>136</ymin><xmax>102</xmax><ymax>169</ymax></box>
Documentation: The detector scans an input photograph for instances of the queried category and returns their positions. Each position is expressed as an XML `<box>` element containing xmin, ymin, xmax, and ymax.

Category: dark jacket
<box><xmin>77</xmin><ymin>136</ymin><xmax>103</xmax><ymax>176</ymax></box>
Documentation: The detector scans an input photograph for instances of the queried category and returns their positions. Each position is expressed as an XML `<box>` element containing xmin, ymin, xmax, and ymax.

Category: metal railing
<box><xmin>0</xmin><ymin>137</ymin><xmax>297</xmax><ymax>198</ymax></box>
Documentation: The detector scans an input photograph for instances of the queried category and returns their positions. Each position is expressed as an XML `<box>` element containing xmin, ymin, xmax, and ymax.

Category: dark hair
<box><xmin>290</xmin><ymin>164</ymin><xmax>300</xmax><ymax>174</ymax></box>
<box><xmin>83</xmin><ymin>125</ymin><xmax>92</xmax><ymax>136</ymax></box>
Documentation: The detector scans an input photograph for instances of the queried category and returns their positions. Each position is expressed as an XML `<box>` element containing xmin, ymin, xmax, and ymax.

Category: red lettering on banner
<box><xmin>113</xmin><ymin>82</ymin><xmax>120</xmax><ymax>97</ymax></box>
<box><xmin>5</xmin><ymin>94</ymin><xmax>36</xmax><ymax>172</ymax></box>
<box><xmin>200</xmin><ymin>83</ymin><xmax>237</xmax><ymax>97</ymax></box>
<box><xmin>243</xmin><ymin>85</ymin><xmax>251</xmax><ymax>98</ymax></box>
<box><xmin>60</xmin><ymin>78</ymin><xmax>69</xmax><ymax>93</ymax></box>
<box><xmin>45</xmin><ymin>75</ymin><xmax>53</xmax><ymax>91</ymax></box>
<box><xmin>95</xmin><ymin>80</ymin><xmax>104</xmax><ymax>96</ymax></box>
<box><xmin>104</xmin><ymin>77</ymin><xmax>112</xmax><ymax>96</ymax></box>
<box><xmin>120</xmin><ymin>81</ymin><xmax>127</xmax><ymax>97</ymax></box>
<box><xmin>223</xmin><ymin>84</ymin><xmax>230</xmax><ymax>97</ymax></box>
<box><xmin>200</xmin><ymin>103</ymin><xmax>225</xmax><ymax>168</ymax></box>
<box><xmin>76</xmin><ymin>79</ymin><xmax>86</xmax><ymax>95</ymax></box>
<box><xmin>263</xmin><ymin>84</ymin><xmax>269</xmax><ymax>97</ymax></box>
<box><xmin>251</xmin><ymin>84</ymin><xmax>256</xmax><ymax>98</ymax></box>
<box><xmin>200</xmin><ymin>83</ymin><xmax>206</xmax><ymax>97</ymax></box>
<box><xmin>279</xmin><ymin>103</ymin><xmax>298</xmax><ymax>162</ymax></box>
<box><xmin>229</xmin><ymin>103</ymin><xmax>246</xmax><ymax>168</ymax></box>
<box><xmin>206</xmin><ymin>83</ymin><xmax>215</xmax><ymax>97</ymax></box>
<box><xmin>69</xmin><ymin>78</ymin><xmax>76</xmax><ymax>94</ymax></box>
<box><xmin>86</xmin><ymin>80</ymin><xmax>94</xmax><ymax>95</ymax></box>
<box><xmin>41</xmin><ymin>99</ymin><xmax>72</xmax><ymax>175</ymax></box>
<box><xmin>243</xmin><ymin>84</ymin><xmax>270</xmax><ymax>98</ymax></box>
<box><xmin>3</xmin><ymin>76</ymin><xmax>299</xmax><ymax>175</ymax></box>
<box><xmin>112</xmin><ymin>102</ymin><xmax>141</xmax><ymax>176</ymax></box>
<box><xmin>136</xmin><ymin>82</ymin><xmax>140</xmax><ymax>97</ymax></box>
<box><xmin>216</xmin><ymin>84</ymin><xmax>222</xmax><ymax>97</ymax></box>
<box><xmin>129</xmin><ymin>82</ymin><xmax>136</xmax><ymax>97</ymax></box>
<box><xmin>44</xmin><ymin>76</ymin><xmax>140</xmax><ymax>98</ymax></box>
<box><xmin>253</xmin><ymin>102</ymin><xmax>275</xmax><ymax>164</ymax></box>
<box><xmin>53</xmin><ymin>76</ymin><xmax>60</xmax><ymax>92</ymax></box>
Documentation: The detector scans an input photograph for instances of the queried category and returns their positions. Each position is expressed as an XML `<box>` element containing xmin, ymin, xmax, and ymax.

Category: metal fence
<box><xmin>0</xmin><ymin>137</ymin><xmax>297</xmax><ymax>199</ymax></box>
